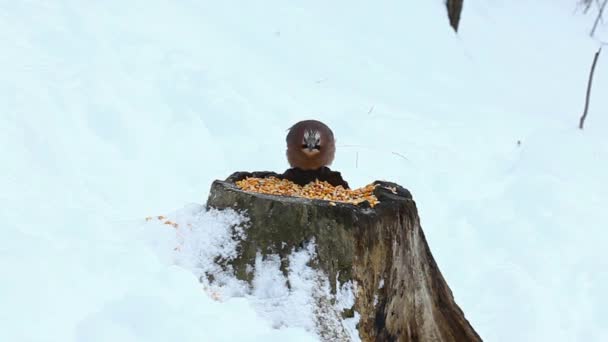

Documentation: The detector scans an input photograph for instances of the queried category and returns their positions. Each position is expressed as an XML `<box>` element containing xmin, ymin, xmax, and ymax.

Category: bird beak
<box><xmin>306</xmin><ymin>144</ymin><xmax>315</xmax><ymax>152</ymax></box>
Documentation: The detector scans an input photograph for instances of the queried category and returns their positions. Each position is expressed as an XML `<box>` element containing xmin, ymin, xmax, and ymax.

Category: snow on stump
<box><xmin>206</xmin><ymin>170</ymin><xmax>481</xmax><ymax>342</ymax></box>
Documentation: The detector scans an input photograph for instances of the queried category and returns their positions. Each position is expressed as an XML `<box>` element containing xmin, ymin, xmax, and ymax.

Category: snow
<box><xmin>144</xmin><ymin>209</ymin><xmax>354</xmax><ymax>339</ymax></box>
<box><xmin>335</xmin><ymin>280</ymin><xmax>360</xmax><ymax>342</ymax></box>
<box><xmin>251</xmin><ymin>247</ymin><xmax>318</xmax><ymax>331</ymax></box>
<box><xmin>1</xmin><ymin>0</ymin><xmax>608</xmax><ymax>341</ymax></box>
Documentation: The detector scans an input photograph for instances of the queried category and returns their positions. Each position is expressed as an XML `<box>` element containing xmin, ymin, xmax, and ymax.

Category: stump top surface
<box><xmin>216</xmin><ymin>169</ymin><xmax>413</xmax><ymax>213</ymax></box>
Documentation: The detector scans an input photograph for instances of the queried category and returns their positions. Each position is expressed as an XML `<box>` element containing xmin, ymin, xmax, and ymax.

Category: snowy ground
<box><xmin>1</xmin><ymin>0</ymin><xmax>607</xmax><ymax>341</ymax></box>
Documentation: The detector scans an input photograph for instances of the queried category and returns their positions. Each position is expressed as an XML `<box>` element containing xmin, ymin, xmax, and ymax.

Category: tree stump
<box><xmin>206</xmin><ymin>171</ymin><xmax>481</xmax><ymax>342</ymax></box>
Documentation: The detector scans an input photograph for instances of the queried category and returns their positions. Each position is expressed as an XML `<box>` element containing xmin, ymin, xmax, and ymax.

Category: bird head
<box><xmin>301</xmin><ymin>129</ymin><xmax>321</xmax><ymax>156</ymax></box>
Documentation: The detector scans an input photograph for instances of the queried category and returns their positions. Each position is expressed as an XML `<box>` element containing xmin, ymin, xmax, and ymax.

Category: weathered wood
<box><xmin>206</xmin><ymin>171</ymin><xmax>481</xmax><ymax>342</ymax></box>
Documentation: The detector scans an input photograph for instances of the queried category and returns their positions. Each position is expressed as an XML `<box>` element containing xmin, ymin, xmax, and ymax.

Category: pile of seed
<box><xmin>235</xmin><ymin>177</ymin><xmax>379</xmax><ymax>207</ymax></box>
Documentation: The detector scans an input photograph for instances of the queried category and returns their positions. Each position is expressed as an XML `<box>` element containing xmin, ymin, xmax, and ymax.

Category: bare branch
<box><xmin>590</xmin><ymin>0</ymin><xmax>608</xmax><ymax>37</ymax></box>
<box><xmin>582</xmin><ymin>0</ymin><xmax>594</xmax><ymax>13</ymax></box>
<box><xmin>445</xmin><ymin>0</ymin><xmax>464</xmax><ymax>32</ymax></box>
<box><xmin>579</xmin><ymin>47</ymin><xmax>602</xmax><ymax>129</ymax></box>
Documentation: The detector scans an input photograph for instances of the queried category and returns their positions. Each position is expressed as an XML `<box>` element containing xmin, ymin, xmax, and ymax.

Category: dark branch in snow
<box><xmin>579</xmin><ymin>47</ymin><xmax>602</xmax><ymax>130</ymax></box>
<box><xmin>445</xmin><ymin>0</ymin><xmax>464</xmax><ymax>32</ymax></box>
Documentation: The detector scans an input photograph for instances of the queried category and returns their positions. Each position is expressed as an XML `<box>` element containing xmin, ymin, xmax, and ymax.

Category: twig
<box><xmin>579</xmin><ymin>47</ymin><xmax>602</xmax><ymax>129</ymax></box>
<box><xmin>581</xmin><ymin>0</ymin><xmax>593</xmax><ymax>14</ymax></box>
<box><xmin>337</xmin><ymin>144</ymin><xmax>413</xmax><ymax>164</ymax></box>
<box><xmin>391</xmin><ymin>151</ymin><xmax>410</xmax><ymax>162</ymax></box>
<box><xmin>590</xmin><ymin>0</ymin><xmax>608</xmax><ymax>37</ymax></box>
<box><xmin>445</xmin><ymin>0</ymin><xmax>464</xmax><ymax>32</ymax></box>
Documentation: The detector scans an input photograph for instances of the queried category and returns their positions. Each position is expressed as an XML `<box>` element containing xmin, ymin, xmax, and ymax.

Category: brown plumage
<box><xmin>286</xmin><ymin>120</ymin><xmax>335</xmax><ymax>170</ymax></box>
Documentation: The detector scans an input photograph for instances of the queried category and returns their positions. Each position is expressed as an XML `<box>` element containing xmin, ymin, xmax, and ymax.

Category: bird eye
<box><xmin>314</xmin><ymin>145</ymin><xmax>321</xmax><ymax>150</ymax></box>
<box><xmin>301</xmin><ymin>144</ymin><xmax>307</xmax><ymax>148</ymax></box>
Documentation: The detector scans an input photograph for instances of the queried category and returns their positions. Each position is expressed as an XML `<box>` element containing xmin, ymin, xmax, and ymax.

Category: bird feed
<box><xmin>235</xmin><ymin>177</ymin><xmax>379</xmax><ymax>207</ymax></box>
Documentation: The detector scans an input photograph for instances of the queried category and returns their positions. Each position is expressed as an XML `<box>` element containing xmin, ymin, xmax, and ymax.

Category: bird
<box><xmin>285</xmin><ymin>120</ymin><xmax>336</xmax><ymax>170</ymax></box>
